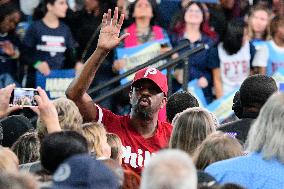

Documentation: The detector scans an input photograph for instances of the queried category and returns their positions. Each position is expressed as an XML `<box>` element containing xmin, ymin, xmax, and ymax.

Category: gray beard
<box><xmin>132</xmin><ymin>104</ymin><xmax>154</xmax><ymax>120</ymax></box>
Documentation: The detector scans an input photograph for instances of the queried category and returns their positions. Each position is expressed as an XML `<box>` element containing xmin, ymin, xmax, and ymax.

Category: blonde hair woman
<box><xmin>193</xmin><ymin>131</ymin><xmax>243</xmax><ymax>170</ymax></box>
<box><xmin>248</xmin><ymin>5</ymin><xmax>271</xmax><ymax>42</ymax></box>
<box><xmin>107</xmin><ymin>133</ymin><xmax>123</xmax><ymax>165</ymax></box>
<box><xmin>247</xmin><ymin>5</ymin><xmax>272</xmax><ymax>75</ymax></box>
<box><xmin>169</xmin><ymin>107</ymin><xmax>216</xmax><ymax>155</ymax></box>
<box><xmin>11</xmin><ymin>132</ymin><xmax>40</xmax><ymax>165</ymax></box>
<box><xmin>37</xmin><ymin>97</ymin><xmax>83</xmax><ymax>141</ymax></box>
<box><xmin>80</xmin><ymin>122</ymin><xmax>111</xmax><ymax>159</ymax></box>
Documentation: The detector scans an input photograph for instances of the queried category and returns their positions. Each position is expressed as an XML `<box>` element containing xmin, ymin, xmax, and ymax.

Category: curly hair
<box><xmin>0</xmin><ymin>2</ymin><xmax>19</xmax><ymax>24</ymax></box>
<box><xmin>240</xmin><ymin>74</ymin><xmax>277</xmax><ymax>109</ymax></box>
<box><xmin>166</xmin><ymin>91</ymin><xmax>199</xmax><ymax>123</ymax></box>
<box><xmin>11</xmin><ymin>132</ymin><xmax>40</xmax><ymax>165</ymax></box>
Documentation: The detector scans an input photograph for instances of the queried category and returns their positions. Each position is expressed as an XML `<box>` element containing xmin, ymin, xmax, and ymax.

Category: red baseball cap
<box><xmin>132</xmin><ymin>67</ymin><xmax>168</xmax><ymax>96</ymax></box>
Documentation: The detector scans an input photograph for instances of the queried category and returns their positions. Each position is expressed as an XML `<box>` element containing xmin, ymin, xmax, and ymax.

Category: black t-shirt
<box><xmin>218</xmin><ymin>112</ymin><xmax>259</xmax><ymax>144</ymax></box>
<box><xmin>23</xmin><ymin>20</ymin><xmax>76</xmax><ymax>69</ymax></box>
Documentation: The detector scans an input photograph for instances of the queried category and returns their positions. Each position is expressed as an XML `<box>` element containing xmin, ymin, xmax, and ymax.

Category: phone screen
<box><xmin>9</xmin><ymin>88</ymin><xmax>39</xmax><ymax>107</ymax></box>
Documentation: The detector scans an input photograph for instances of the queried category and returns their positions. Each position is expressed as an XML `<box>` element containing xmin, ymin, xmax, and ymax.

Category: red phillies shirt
<box><xmin>96</xmin><ymin>105</ymin><xmax>172</xmax><ymax>175</ymax></box>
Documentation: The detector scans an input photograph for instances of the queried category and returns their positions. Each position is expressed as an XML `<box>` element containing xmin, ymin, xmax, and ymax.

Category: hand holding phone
<box><xmin>0</xmin><ymin>84</ymin><xmax>22</xmax><ymax>118</ymax></box>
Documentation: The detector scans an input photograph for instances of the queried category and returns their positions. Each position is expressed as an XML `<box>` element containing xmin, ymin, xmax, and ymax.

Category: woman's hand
<box><xmin>112</xmin><ymin>59</ymin><xmax>126</xmax><ymax>72</ymax></box>
<box><xmin>160</xmin><ymin>46</ymin><xmax>172</xmax><ymax>54</ymax></box>
<box><xmin>0</xmin><ymin>84</ymin><xmax>22</xmax><ymax>118</ymax></box>
<box><xmin>32</xmin><ymin>87</ymin><xmax>61</xmax><ymax>133</ymax></box>
<box><xmin>198</xmin><ymin>76</ymin><xmax>208</xmax><ymax>88</ymax></box>
<box><xmin>0</xmin><ymin>41</ymin><xmax>16</xmax><ymax>57</ymax></box>
<box><xmin>36</xmin><ymin>61</ymin><xmax>51</xmax><ymax>76</ymax></box>
<box><xmin>174</xmin><ymin>68</ymin><xmax>184</xmax><ymax>84</ymax></box>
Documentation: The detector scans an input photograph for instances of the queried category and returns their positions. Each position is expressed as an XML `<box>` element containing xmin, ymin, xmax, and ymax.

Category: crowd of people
<box><xmin>0</xmin><ymin>0</ymin><xmax>284</xmax><ymax>189</ymax></box>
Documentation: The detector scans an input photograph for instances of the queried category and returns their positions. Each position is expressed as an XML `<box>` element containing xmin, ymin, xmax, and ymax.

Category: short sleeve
<box><xmin>206</xmin><ymin>46</ymin><xmax>220</xmax><ymax>69</ymax></box>
<box><xmin>95</xmin><ymin>104</ymin><xmax>122</xmax><ymax>133</ymax></box>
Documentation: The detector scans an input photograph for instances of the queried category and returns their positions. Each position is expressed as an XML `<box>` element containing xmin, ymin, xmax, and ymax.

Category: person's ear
<box><xmin>46</xmin><ymin>3</ymin><xmax>52</xmax><ymax>12</ymax></box>
<box><xmin>129</xmin><ymin>88</ymin><xmax>133</xmax><ymax>98</ymax></box>
<box><xmin>129</xmin><ymin>89</ymin><xmax>133</xmax><ymax>104</ymax></box>
<box><xmin>160</xmin><ymin>96</ymin><xmax>167</xmax><ymax>109</ymax></box>
<box><xmin>132</xmin><ymin>9</ymin><xmax>137</xmax><ymax>18</ymax></box>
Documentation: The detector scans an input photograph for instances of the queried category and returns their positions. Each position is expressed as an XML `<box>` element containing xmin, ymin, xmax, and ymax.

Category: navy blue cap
<box><xmin>51</xmin><ymin>154</ymin><xmax>119</xmax><ymax>189</ymax></box>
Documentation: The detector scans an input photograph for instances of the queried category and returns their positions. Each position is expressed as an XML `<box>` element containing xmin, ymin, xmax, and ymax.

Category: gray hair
<box><xmin>246</xmin><ymin>92</ymin><xmax>284</xmax><ymax>163</ymax></box>
<box><xmin>140</xmin><ymin>149</ymin><xmax>197</xmax><ymax>189</ymax></box>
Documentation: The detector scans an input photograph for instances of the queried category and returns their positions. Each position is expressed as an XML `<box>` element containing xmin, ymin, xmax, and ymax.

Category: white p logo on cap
<box><xmin>53</xmin><ymin>163</ymin><xmax>71</xmax><ymax>182</ymax></box>
<box><xmin>144</xmin><ymin>67</ymin><xmax>158</xmax><ymax>78</ymax></box>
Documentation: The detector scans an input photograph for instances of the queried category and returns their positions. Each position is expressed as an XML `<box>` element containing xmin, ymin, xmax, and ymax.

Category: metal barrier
<box><xmin>90</xmin><ymin>43</ymin><xmax>206</xmax><ymax>103</ymax></box>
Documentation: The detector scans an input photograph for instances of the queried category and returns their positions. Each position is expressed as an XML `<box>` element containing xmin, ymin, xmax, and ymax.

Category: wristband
<box><xmin>11</xmin><ymin>49</ymin><xmax>20</xmax><ymax>59</ymax></box>
<box><xmin>33</xmin><ymin>61</ymin><xmax>42</xmax><ymax>69</ymax></box>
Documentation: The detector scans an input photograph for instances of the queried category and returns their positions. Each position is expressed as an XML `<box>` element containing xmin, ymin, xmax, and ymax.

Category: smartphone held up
<box><xmin>9</xmin><ymin>88</ymin><xmax>39</xmax><ymax>107</ymax></box>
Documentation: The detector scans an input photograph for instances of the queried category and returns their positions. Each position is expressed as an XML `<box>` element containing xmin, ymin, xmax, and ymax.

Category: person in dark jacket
<box><xmin>0</xmin><ymin>2</ymin><xmax>22</xmax><ymax>87</ymax></box>
<box><xmin>218</xmin><ymin>74</ymin><xmax>278</xmax><ymax>144</ymax></box>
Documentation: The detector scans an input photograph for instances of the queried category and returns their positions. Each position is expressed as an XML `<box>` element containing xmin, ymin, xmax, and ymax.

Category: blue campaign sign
<box><xmin>36</xmin><ymin>69</ymin><xmax>75</xmax><ymax>99</ymax></box>
<box><xmin>206</xmin><ymin>88</ymin><xmax>239</xmax><ymax>123</ymax></box>
<box><xmin>187</xmin><ymin>79</ymin><xmax>207</xmax><ymax>107</ymax></box>
<box><xmin>177</xmin><ymin>79</ymin><xmax>207</xmax><ymax>107</ymax></box>
<box><xmin>116</xmin><ymin>39</ymin><xmax>170</xmax><ymax>85</ymax></box>
<box><xmin>116</xmin><ymin>39</ymin><xmax>171</xmax><ymax>59</ymax></box>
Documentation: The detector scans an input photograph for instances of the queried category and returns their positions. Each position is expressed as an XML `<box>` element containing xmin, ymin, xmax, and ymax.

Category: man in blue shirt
<box><xmin>206</xmin><ymin>92</ymin><xmax>284</xmax><ymax>189</ymax></box>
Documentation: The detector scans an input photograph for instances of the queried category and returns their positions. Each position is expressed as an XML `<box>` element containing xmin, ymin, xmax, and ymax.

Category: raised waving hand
<box><xmin>97</xmin><ymin>7</ymin><xmax>129</xmax><ymax>52</ymax></box>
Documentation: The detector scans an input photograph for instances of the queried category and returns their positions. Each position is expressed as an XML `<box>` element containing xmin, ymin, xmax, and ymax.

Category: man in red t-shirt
<box><xmin>66</xmin><ymin>8</ymin><xmax>172</xmax><ymax>175</ymax></box>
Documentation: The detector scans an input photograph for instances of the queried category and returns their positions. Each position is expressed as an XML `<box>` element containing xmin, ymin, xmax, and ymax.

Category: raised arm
<box><xmin>212</xmin><ymin>68</ymin><xmax>223</xmax><ymax>99</ymax></box>
<box><xmin>66</xmin><ymin>7</ymin><xmax>129</xmax><ymax>122</ymax></box>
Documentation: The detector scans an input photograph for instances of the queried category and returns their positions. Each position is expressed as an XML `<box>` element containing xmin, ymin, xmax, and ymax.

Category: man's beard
<box><xmin>132</xmin><ymin>98</ymin><xmax>154</xmax><ymax>120</ymax></box>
